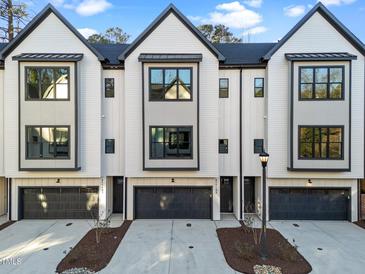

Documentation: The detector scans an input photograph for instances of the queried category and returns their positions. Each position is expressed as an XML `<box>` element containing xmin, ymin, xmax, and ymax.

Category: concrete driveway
<box><xmin>102</xmin><ymin>219</ymin><xmax>240</xmax><ymax>274</ymax></box>
<box><xmin>0</xmin><ymin>220</ymin><xmax>92</xmax><ymax>274</ymax></box>
<box><xmin>270</xmin><ymin>221</ymin><xmax>365</xmax><ymax>274</ymax></box>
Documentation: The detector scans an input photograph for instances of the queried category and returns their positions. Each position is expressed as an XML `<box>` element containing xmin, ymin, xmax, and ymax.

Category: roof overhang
<box><xmin>285</xmin><ymin>52</ymin><xmax>357</xmax><ymax>61</ymax></box>
<box><xmin>12</xmin><ymin>53</ymin><xmax>84</xmax><ymax>62</ymax></box>
<box><xmin>138</xmin><ymin>53</ymin><xmax>203</xmax><ymax>63</ymax></box>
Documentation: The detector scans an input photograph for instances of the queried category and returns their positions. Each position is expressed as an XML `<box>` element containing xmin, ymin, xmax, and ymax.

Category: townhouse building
<box><xmin>0</xmin><ymin>2</ymin><xmax>364</xmax><ymax>221</ymax></box>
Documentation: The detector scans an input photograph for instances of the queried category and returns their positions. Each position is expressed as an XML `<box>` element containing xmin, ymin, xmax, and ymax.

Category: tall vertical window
<box><xmin>299</xmin><ymin>66</ymin><xmax>344</xmax><ymax>100</ymax></box>
<box><xmin>105</xmin><ymin>139</ymin><xmax>115</xmax><ymax>154</ymax></box>
<box><xmin>219</xmin><ymin>139</ymin><xmax>229</xmax><ymax>154</ymax></box>
<box><xmin>105</xmin><ymin>78</ymin><xmax>115</xmax><ymax>98</ymax></box>
<box><xmin>150</xmin><ymin>127</ymin><xmax>192</xmax><ymax>159</ymax></box>
<box><xmin>26</xmin><ymin>126</ymin><xmax>69</xmax><ymax>159</ymax></box>
<box><xmin>254</xmin><ymin>78</ymin><xmax>264</xmax><ymax>97</ymax></box>
<box><xmin>219</xmin><ymin>78</ymin><xmax>229</xmax><ymax>98</ymax></box>
<box><xmin>149</xmin><ymin>68</ymin><xmax>192</xmax><ymax>101</ymax></box>
<box><xmin>26</xmin><ymin>67</ymin><xmax>69</xmax><ymax>100</ymax></box>
<box><xmin>299</xmin><ymin>126</ymin><xmax>343</xmax><ymax>159</ymax></box>
<box><xmin>254</xmin><ymin>139</ymin><xmax>264</xmax><ymax>154</ymax></box>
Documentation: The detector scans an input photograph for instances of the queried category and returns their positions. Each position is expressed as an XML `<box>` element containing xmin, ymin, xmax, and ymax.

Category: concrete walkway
<box><xmin>101</xmin><ymin>219</ymin><xmax>240</xmax><ymax>274</ymax></box>
<box><xmin>270</xmin><ymin>220</ymin><xmax>365</xmax><ymax>274</ymax></box>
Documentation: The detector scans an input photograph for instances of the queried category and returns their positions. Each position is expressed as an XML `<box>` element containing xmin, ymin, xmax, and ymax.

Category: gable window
<box><xmin>150</xmin><ymin>126</ymin><xmax>192</xmax><ymax>159</ymax></box>
<box><xmin>219</xmin><ymin>78</ymin><xmax>229</xmax><ymax>98</ymax></box>
<box><xmin>299</xmin><ymin>126</ymin><xmax>343</xmax><ymax>159</ymax></box>
<box><xmin>105</xmin><ymin>139</ymin><xmax>115</xmax><ymax>154</ymax></box>
<box><xmin>149</xmin><ymin>68</ymin><xmax>192</xmax><ymax>101</ymax></box>
<box><xmin>26</xmin><ymin>67</ymin><xmax>69</xmax><ymax>100</ymax></box>
<box><xmin>254</xmin><ymin>139</ymin><xmax>264</xmax><ymax>154</ymax></box>
<box><xmin>299</xmin><ymin>66</ymin><xmax>344</xmax><ymax>100</ymax></box>
<box><xmin>105</xmin><ymin>78</ymin><xmax>115</xmax><ymax>98</ymax></box>
<box><xmin>219</xmin><ymin>139</ymin><xmax>228</xmax><ymax>154</ymax></box>
<box><xmin>26</xmin><ymin>126</ymin><xmax>69</xmax><ymax>159</ymax></box>
<box><xmin>254</xmin><ymin>78</ymin><xmax>264</xmax><ymax>97</ymax></box>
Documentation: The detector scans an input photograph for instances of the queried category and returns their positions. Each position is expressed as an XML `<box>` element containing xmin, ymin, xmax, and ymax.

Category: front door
<box><xmin>244</xmin><ymin>177</ymin><xmax>255</xmax><ymax>213</ymax></box>
<box><xmin>113</xmin><ymin>177</ymin><xmax>124</xmax><ymax>213</ymax></box>
<box><xmin>220</xmin><ymin>177</ymin><xmax>233</xmax><ymax>213</ymax></box>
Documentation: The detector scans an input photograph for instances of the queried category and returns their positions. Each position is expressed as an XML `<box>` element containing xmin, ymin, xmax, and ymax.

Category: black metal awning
<box><xmin>285</xmin><ymin>52</ymin><xmax>357</xmax><ymax>61</ymax></box>
<box><xmin>138</xmin><ymin>53</ymin><xmax>203</xmax><ymax>63</ymax></box>
<box><xmin>12</xmin><ymin>53</ymin><xmax>84</xmax><ymax>61</ymax></box>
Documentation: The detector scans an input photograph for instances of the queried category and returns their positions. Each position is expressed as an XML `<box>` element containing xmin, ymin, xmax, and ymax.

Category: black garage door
<box><xmin>20</xmin><ymin>187</ymin><xmax>99</xmax><ymax>219</ymax></box>
<box><xmin>269</xmin><ymin>188</ymin><xmax>350</xmax><ymax>220</ymax></box>
<box><xmin>134</xmin><ymin>187</ymin><xmax>212</xmax><ymax>219</ymax></box>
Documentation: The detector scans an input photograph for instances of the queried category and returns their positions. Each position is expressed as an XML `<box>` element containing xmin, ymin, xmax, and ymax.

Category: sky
<box><xmin>22</xmin><ymin>0</ymin><xmax>365</xmax><ymax>43</ymax></box>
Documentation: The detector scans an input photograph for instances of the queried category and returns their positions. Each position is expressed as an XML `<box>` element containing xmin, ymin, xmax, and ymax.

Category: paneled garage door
<box><xmin>134</xmin><ymin>187</ymin><xmax>212</xmax><ymax>219</ymax></box>
<box><xmin>20</xmin><ymin>187</ymin><xmax>99</xmax><ymax>219</ymax></box>
<box><xmin>269</xmin><ymin>188</ymin><xmax>350</xmax><ymax>221</ymax></box>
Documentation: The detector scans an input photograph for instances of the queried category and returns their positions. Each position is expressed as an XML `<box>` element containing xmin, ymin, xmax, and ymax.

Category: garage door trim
<box><xmin>269</xmin><ymin>187</ymin><xmax>351</xmax><ymax>221</ymax></box>
<box><xmin>133</xmin><ymin>186</ymin><xmax>213</xmax><ymax>220</ymax></box>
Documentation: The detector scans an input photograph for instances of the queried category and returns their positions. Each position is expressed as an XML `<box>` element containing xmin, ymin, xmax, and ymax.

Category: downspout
<box><xmin>239</xmin><ymin>68</ymin><xmax>243</xmax><ymax>220</ymax></box>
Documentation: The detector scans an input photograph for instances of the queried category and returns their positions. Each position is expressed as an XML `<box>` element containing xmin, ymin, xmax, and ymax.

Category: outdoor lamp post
<box><xmin>259</xmin><ymin>151</ymin><xmax>269</xmax><ymax>260</ymax></box>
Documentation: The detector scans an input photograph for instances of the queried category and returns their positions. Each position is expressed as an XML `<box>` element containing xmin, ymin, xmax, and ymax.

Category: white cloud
<box><xmin>75</xmin><ymin>0</ymin><xmax>112</xmax><ymax>16</ymax></box>
<box><xmin>243</xmin><ymin>0</ymin><xmax>263</xmax><ymax>8</ymax></box>
<box><xmin>284</xmin><ymin>5</ymin><xmax>306</xmax><ymax>17</ymax></box>
<box><xmin>51</xmin><ymin>0</ymin><xmax>65</xmax><ymax>6</ymax></box>
<box><xmin>320</xmin><ymin>0</ymin><xmax>356</xmax><ymax>6</ymax></box>
<box><xmin>187</xmin><ymin>15</ymin><xmax>203</xmax><ymax>21</ymax></box>
<box><xmin>242</xmin><ymin>26</ymin><xmax>267</xmax><ymax>35</ymax></box>
<box><xmin>200</xmin><ymin>1</ymin><xmax>262</xmax><ymax>29</ymax></box>
<box><xmin>77</xmin><ymin>27</ymin><xmax>98</xmax><ymax>38</ymax></box>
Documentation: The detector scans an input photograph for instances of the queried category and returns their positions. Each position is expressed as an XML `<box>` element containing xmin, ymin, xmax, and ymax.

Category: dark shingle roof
<box><xmin>214</xmin><ymin>43</ymin><xmax>276</xmax><ymax>66</ymax></box>
<box><xmin>13</xmin><ymin>53</ymin><xmax>84</xmax><ymax>61</ymax></box>
<box><xmin>90</xmin><ymin>43</ymin><xmax>129</xmax><ymax>65</ymax></box>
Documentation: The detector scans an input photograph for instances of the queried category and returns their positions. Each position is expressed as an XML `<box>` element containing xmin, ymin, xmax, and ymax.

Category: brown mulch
<box><xmin>0</xmin><ymin>221</ymin><xmax>15</xmax><ymax>231</ymax></box>
<box><xmin>56</xmin><ymin>220</ymin><xmax>132</xmax><ymax>273</ymax></box>
<box><xmin>216</xmin><ymin>221</ymin><xmax>312</xmax><ymax>274</ymax></box>
<box><xmin>354</xmin><ymin>220</ymin><xmax>365</xmax><ymax>230</ymax></box>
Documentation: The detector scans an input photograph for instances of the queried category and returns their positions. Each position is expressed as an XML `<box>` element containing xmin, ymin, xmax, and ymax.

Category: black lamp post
<box><xmin>259</xmin><ymin>151</ymin><xmax>269</xmax><ymax>260</ymax></box>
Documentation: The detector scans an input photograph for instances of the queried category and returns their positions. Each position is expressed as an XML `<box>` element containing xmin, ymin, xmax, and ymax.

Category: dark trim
<box><xmin>254</xmin><ymin>77</ymin><xmax>264</xmax><ymax>98</ymax></box>
<box><xmin>358</xmin><ymin>179</ymin><xmax>361</xmax><ymax>221</ymax></box>
<box><xmin>349</xmin><ymin>60</ymin><xmax>352</xmax><ymax>172</ymax></box>
<box><xmin>142</xmin><ymin>62</ymin><xmax>145</xmax><ymax>170</ymax></box>
<box><xmin>119</xmin><ymin>4</ymin><xmax>225</xmax><ymax>61</ymax></box>
<box><xmin>18</xmin><ymin>61</ymin><xmax>21</xmax><ymax>171</ymax></box>
<box><xmin>138</xmin><ymin>53</ymin><xmax>203</xmax><ymax>63</ymax></box>
<box><xmin>287</xmin><ymin>167</ymin><xmax>350</xmax><ymax>172</ymax></box>
<box><xmin>285</xmin><ymin>52</ymin><xmax>357</xmax><ymax>61</ymax></box>
<box><xmin>18</xmin><ymin>167</ymin><xmax>81</xmax><ymax>171</ymax></box>
<box><xmin>263</xmin><ymin>2</ymin><xmax>365</xmax><ymax>60</ymax></box>
<box><xmin>290</xmin><ymin>61</ymin><xmax>294</xmax><ymax>169</ymax></box>
<box><xmin>74</xmin><ymin>61</ymin><xmax>78</xmax><ymax>169</ymax></box>
<box><xmin>197</xmin><ymin>62</ymin><xmax>200</xmax><ymax>171</ymax></box>
<box><xmin>8</xmin><ymin>178</ymin><xmax>12</xmax><ymax>221</ymax></box>
<box><xmin>102</xmin><ymin>64</ymin><xmax>124</xmax><ymax>70</ymax></box>
<box><xmin>13</xmin><ymin>53</ymin><xmax>84</xmax><ymax>62</ymax></box>
<box><xmin>124</xmin><ymin>177</ymin><xmax>128</xmax><ymax>220</ymax></box>
<box><xmin>148</xmin><ymin>67</ymin><xmax>193</xmax><ymax>102</ymax></box>
<box><xmin>219</xmin><ymin>64</ymin><xmax>267</xmax><ymax>69</ymax></box>
<box><xmin>143</xmin><ymin>167</ymin><xmax>200</xmax><ymax>171</ymax></box>
<box><xmin>239</xmin><ymin>68</ymin><xmax>243</xmax><ymax>220</ymax></box>
<box><xmin>0</xmin><ymin>4</ymin><xmax>104</xmax><ymax>60</ymax></box>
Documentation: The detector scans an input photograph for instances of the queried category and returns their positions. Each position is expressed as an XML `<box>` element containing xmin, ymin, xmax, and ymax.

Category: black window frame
<box><xmin>298</xmin><ymin>126</ymin><xmax>344</xmax><ymax>160</ymax></box>
<box><xmin>149</xmin><ymin>126</ymin><xmax>193</xmax><ymax>159</ymax></box>
<box><xmin>104</xmin><ymin>78</ymin><xmax>115</xmax><ymax>98</ymax></box>
<box><xmin>298</xmin><ymin>66</ymin><xmax>345</xmax><ymax>100</ymax></box>
<box><xmin>254</xmin><ymin>78</ymin><xmax>264</xmax><ymax>97</ymax></box>
<box><xmin>219</xmin><ymin>139</ymin><xmax>229</xmax><ymax>154</ymax></box>
<box><xmin>25</xmin><ymin>125</ymin><xmax>70</xmax><ymax>160</ymax></box>
<box><xmin>219</xmin><ymin>78</ymin><xmax>229</xmax><ymax>98</ymax></box>
<box><xmin>105</xmin><ymin>139</ymin><xmax>115</xmax><ymax>154</ymax></box>
<box><xmin>149</xmin><ymin>67</ymin><xmax>193</xmax><ymax>101</ymax></box>
<box><xmin>254</xmin><ymin>139</ymin><xmax>264</xmax><ymax>154</ymax></box>
<box><xmin>25</xmin><ymin>66</ymin><xmax>70</xmax><ymax>101</ymax></box>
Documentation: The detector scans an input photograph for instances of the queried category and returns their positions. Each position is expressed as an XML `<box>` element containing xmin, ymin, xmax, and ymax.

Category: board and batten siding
<box><xmin>3</xmin><ymin>12</ymin><xmax>102</xmax><ymax>178</ymax></box>
<box><xmin>124</xmin><ymin>12</ymin><xmax>219</xmax><ymax>177</ymax></box>
<box><xmin>267</xmin><ymin>11</ymin><xmax>364</xmax><ymax>178</ymax></box>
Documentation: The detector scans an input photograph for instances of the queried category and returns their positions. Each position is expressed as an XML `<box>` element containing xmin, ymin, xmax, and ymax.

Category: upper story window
<box><xmin>219</xmin><ymin>78</ymin><xmax>229</xmax><ymax>98</ymax></box>
<box><xmin>149</xmin><ymin>68</ymin><xmax>192</xmax><ymax>101</ymax></box>
<box><xmin>105</xmin><ymin>78</ymin><xmax>115</xmax><ymax>98</ymax></box>
<box><xmin>26</xmin><ymin>67</ymin><xmax>69</xmax><ymax>100</ymax></box>
<box><xmin>150</xmin><ymin>126</ymin><xmax>192</xmax><ymax>159</ymax></box>
<box><xmin>299</xmin><ymin>126</ymin><xmax>343</xmax><ymax>160</ymax></box>
<box><xmin>299</xmin><ymin>66</ymin><xmax>344</xmax><ymax>100</ymax></box>
<box><xmin>254</xmin><ymin>78</ymin><xmax>264</xmax><ymax>97</ymax></box>
<box><xmin>26</xmin><ymin>126</ymin><xmax>69</xmax><ymax>159</ymax></box>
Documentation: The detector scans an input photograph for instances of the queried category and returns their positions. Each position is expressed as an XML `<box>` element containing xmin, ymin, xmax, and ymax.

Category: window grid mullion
<box><xmin>176</xmin><ymin>69</ymin><xmax>179</xmax><ymax>100</ymax></box>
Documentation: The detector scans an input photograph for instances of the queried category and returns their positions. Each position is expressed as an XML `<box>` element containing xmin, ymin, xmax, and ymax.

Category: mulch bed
<box><xmin>354</xmin><ymin>220</ymin><xmax>365</xmax><ymax>230</ymax></box>
<box><xmin>216</xmin><ymin>221</ymin><xmax>312</xmax><ymax>274</ymax></box>
<box><xmin>0</xmin><ymin>221</ymin><xmax>15</xmax><ymax>231</ymax></box>
<box><xmin>56</xmin><ymin>220</ymin><xmax>132</xmax><ymax>273</ymax></box>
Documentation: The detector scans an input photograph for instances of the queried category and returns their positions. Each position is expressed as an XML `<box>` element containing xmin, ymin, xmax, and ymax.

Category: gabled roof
<box><xmin>263</xmin><ymin>2</ymin><xmax>365</xmax><ymax>60</ymax></box>
<box><xmin>0</xmin><ymin>4</ymin><xmax>104</xmax><ymax>60</ymax></box>
<box><xmin>90</xmin><ymin>43</ymin><xmax>129</xmax><ymax>64</ymax></box>
<box><xmin>118</xmin><ymin>4</ymin><xmax>225</xmax><ymax>61</ymax></box>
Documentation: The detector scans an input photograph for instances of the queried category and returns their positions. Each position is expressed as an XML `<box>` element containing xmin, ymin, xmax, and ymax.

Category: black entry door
<box><xmin>269</xmin><ymin>188</ymin><xmax>350</xmax><ymax>220</ymax></box>
<box><xmin>134</xmin><ymin>187</ymin><xmax>212</xmax><ymax>219</ymax></box>
<box><xmin>220</xmin><ymin>177</ymin><xmax>233</xmax><ymax>212</ymax></box>
<box><xmin>113</xmin><ymin>177</ymin><xmax>124</xmax><ymax>213</ymax></box>
<box><xmin>244</xmin><ymin>177</ymin><xmax>255</xmax><ymax>213</ymax></box>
